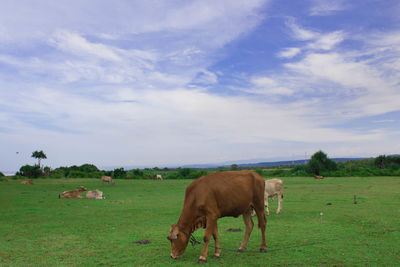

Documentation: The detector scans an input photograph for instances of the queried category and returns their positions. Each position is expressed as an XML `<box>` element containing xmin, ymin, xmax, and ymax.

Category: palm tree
<box><xmin>31</xmin><ymin>150</ymin><xmax>47</xmax><ymax>168</ymax></box>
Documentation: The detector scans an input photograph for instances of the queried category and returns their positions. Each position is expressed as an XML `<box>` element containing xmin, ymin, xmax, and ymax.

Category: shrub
<box><xmin>18</xmin><ymin>164</ymin><xmax>43</xmax><ymax>178</ymax></box>
<box><xmin>254</xmin><ymin>169</ymin><xmax>264</xmax><ymax>176</ymax></box>
<box><xmin>113</xmin><ymin>168</ymin><xmax>126</xmax><ymax>179</ymax></box>
<box><xmin>0</xmin><ymin>171</ymin><xmax>4</xmax><ymax>177</ymax></box>
<box><xmin>67</xmin><ymin>170</ymin><xmax>87</xmax><ymax>178</ymax></box>
<box><xmin>79</xmin><ymin>164</ymin><xmax>99</xmax><ymax>173</ymax></box>
<box><xmin>306</xmin><ymin>150</ymin><xmax>337</xmax><ymax>175</ymax></box>
<box><xmin>166</xmin><ymin>173</ymin><xmax>182</xmax><ymax>179</ymax></box>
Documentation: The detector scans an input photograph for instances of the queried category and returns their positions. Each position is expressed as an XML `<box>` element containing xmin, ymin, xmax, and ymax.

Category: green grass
<box><xmin>1</xmin><ymin>176</ymin><xmax>400</xmax><ymax>266</ymax></box>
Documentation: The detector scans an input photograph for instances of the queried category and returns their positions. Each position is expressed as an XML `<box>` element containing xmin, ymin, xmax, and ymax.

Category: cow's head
<box><xmin>167</xmin><ymin>224</ymin><xmax>189</xmax><ymax>259</ymax></box>
<box><xmin>78</xmin><ymin>186</ymin><xmax>87</xmax><ymax>191</ymax></box>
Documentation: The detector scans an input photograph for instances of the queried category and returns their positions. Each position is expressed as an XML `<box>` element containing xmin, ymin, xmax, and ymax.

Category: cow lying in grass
<box><xmin>101</xmin><ymin>176</ymin><xmax>115</xmax><ymax>185</ymax></box>
<box><xmin>314</xmin><ymin>175</ymin><xmax>324</xmax><ymax>179</ymax></box>
<box><xmin>21</xmin><ymin>179</ymin><xmax>33</xmax><ymax>185</ymax></box>
<box><xmin>59</xmin><ymin>186</ymin><xmax>87</xmax><ymax>198</ymax></box>
<box><xmin>86</xmin><ymin>189</ymin><xmax>105</xmax><ymax>199</ymax></box>
<box><xmin>251</xmin><ymin>178</ymin><xmax>283</xmax><ymax>216</ymax></box>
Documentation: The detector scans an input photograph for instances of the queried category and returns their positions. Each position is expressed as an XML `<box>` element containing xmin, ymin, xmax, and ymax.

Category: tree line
<box><xmin>7</xmin><ymin>150</ymin><xmax>400</xmax><ymax>179</ymax></box>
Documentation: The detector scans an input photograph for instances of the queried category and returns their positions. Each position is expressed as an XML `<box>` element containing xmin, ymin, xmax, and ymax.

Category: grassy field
<box><xmin>1</xmin><ymin>176</ymin><xmax>400</xmax><ymax>266</ymax></box>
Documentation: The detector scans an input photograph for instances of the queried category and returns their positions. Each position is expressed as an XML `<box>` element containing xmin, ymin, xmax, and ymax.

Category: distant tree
<box><xmin>78</xmin><ymin>164</ymin><xmax>99</xmax><ymax>173</ymax></box>
<box><xmin>375</xmin><ymin>155</ymin><xmax>400</xmax><ymax>169</ymax></box>
<box><xmin>43</xmin><ymin>166</ymin><xmax>51</xmax><ymax>176</ymax></box>
<box><xmin>18</xmin><ymin>164</ymin><xmax>43</xmax><ymax>178</ymax></box>
<box><xmin>375</xmin><ymin>155</ymin><xmax>386</xmax><ymax>169</ymax></box>
<box><xmin>113</xmin><ymin>168</ymin><xmax>127</xmax><ymax>179</ymax></box>
<box><xmin>31</xmin><ymin>150</ymin><xmax>47</xmax><ymax>168</ymax></box>
<box><xmin>0</xmin><ymin>171</ymin><xmax>4</xmax><ymax>177</ymax></box>
<box><xmin>231</xmin><ymin>164</ymin><xmax>239</xmax><ymax>170</ymax></box>
<box><xmin>307</xmin><ymin>150</ymin><xmax>337</xmax><ymax>175</ymax></box>
<box><xmin>178</xmin><ymin>168</ymin><xmax>191</xmax><ymax>178</ymax></box>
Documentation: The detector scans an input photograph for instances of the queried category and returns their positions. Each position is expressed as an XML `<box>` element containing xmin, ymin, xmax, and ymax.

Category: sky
<box><xmin>1</xmin><ymin>0</ymin><xmax>400</xmax><ymax>173</ymax></box>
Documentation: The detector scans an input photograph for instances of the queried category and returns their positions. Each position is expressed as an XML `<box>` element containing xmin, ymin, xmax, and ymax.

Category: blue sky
<box><xmin>1</xmin><ymin>0</ymin><xmax>400</xmax><ymax>173</ymax></box>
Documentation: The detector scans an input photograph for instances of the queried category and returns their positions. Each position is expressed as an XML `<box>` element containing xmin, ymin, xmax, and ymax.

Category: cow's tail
<box><xmin>58</xmin><ymin>194</ymin><xmax>60</xmax><ymax>198</ymax></box>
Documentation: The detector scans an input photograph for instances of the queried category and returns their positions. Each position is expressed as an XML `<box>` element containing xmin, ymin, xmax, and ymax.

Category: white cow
<box><xmin>86</xmin><ymin>189</ymin><xmax>105</xmax><ymax>199</ymax></box>
<box><xmin>156</xmin><ymin>174</ymin><xmax>163</xmax><ymax>180</ymax></box>
<box><xmin>251</xmin><ymin>178</ymin><xmax>283</xmax><ymax>216</ymax></box>
<box><xmin>101</xmin><ymin>175</ymin><xmax>115</xmax><ymax>185</ymax></box>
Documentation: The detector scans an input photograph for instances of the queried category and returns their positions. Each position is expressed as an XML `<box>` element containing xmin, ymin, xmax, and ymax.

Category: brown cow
<box><xmin>59</xmin><ymin>186</ymin><xmax>87</xmax><ymax>198</ymax></box>
<box><xmin>167</xmin><ymin>170</ymin><xmax>266</xmax><ymax>263</ymax></box>
<box><xmin>314</xmin><ymin>175</ymin><xmax>324</xmax><ymax>179</ymax></box>
<box><xmin>101</xmin><ymin>176</ymin><xmax>115</xmax><ymax>185</ymax></box>
<box><xmin>21</xmin><ymin>179</ymin><xmax>34</xmax><ymax>185</ymax></box>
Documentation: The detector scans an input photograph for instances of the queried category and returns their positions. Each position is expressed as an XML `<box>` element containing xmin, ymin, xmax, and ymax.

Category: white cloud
<box><xmin>49</xmin><ymin>31</ymin><xmax>122</xmax><ymax>61</ymax></box>
<box><xmin>278</xmin><ymin>47</ymin><xmax>301</xmax><ymax>58</ymax></box>
<box><xmin>307</xmin><ymin>31</ymin><xmax>345</xmax><ymax>50</ymax></box>
<box><xmin>286</xmin><ymin>20</ymin><xmax>345</xmax><ymax>51</ymax></box>
<box><xmin>286</xmin><ymin>19</ymin><xmax>318</xmax><ymax>41</ymax></box>
<box><xmin>310</xmin><ymin>0</ymin><xmax>349</xmax><ymax>16</ymax></box>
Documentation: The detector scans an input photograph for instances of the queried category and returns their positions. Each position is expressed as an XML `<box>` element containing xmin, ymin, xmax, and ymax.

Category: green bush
<box><xmin>18</xmin><ymin>164</ymin><xmax>43</xmax><ymax>178</ymax></box>
<box><xmin>254</xmin><ymin>169</ymin><xmax>264</xmax><ymax>176</ymax></box>
<box><xmin>166</xmin><ymin>173</ymin><xmax>182</xmax><ymax>179</ymax></box>
<box><xmin>387</xmin><ymin>163</ymin><xmax>400</xmax><ymax>170</ymax></box>
<box><xmin>306</xmin><ymin>150</ymin><xmax>337</xmax><ymax>175</ymax></box>
<box><xmin>113</xmin><ymin>168</ymin><xmax>126</xmax><ymax>179</ymax></box>
<box><xmin>67</xmin><ymin>170</ymin><xmax>87</xmax><ymax>178</ymax></box>
<box><xmin>0</xmin><ymin>171</ymin><xmax>4</xmax><ymax>177</ymax></box>
<box><xmin>79</xmin><ymin>164</ymin><xmax>99</xmax><ymax>173</ymax></box>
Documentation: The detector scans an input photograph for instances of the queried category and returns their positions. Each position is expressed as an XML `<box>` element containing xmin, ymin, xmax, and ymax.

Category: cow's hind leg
<box><xmin>255</xmin><ymin>207</ymin><xmax>267</xmax><ymax>252</ymax></box>
<box><xmin>212</xmin><ymin>223</ymin><xmax>221</xmax><ymax>258</ymax></box>
<box><xmin>198</xmin><ymin>215</ymin><xmax>217</xmax><ymax>264</ymax></box>
<box><xmin>238</xmin><ymin>209</ymin><xmax>254</xmax><ymax>252</ymax></box>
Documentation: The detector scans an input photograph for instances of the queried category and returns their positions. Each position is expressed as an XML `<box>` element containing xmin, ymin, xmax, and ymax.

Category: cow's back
<box><xmin>184</xmin><ymin>170</ymin><xmax>265</xmax><ymax>218</ymax></box>
<box><xmin>265</xmin><ymin>179</ymin><xmax>283</xmax><ymax>196</ymax></box>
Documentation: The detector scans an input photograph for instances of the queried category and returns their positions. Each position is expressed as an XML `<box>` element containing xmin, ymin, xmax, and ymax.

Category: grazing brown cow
<box><xmin>101</xmin><ymin>176</ymin><xmax>115</xmax><ymax>185</ymax></box>
<box><xmin>167</xmin><ymin>170</ymin><xmax>266</xmax><ymax>263</ymax></box>
<box><xmin>21</xmin><ymin>179</ymin><xmax>33</xmax><ymax>185</ymax></box>
<box><xmin>314</xmin><ymin>175</ymin><xmax>324</xmax><ymax>179</ymax></box>
<box><xmin>86</xmin><ymin>189</ymin><xmax>105</xmax><ymax>199</ymax></box>
<box><xmin>59</xmin><ymin>186</ymin><xmax>87</xmax><ymax>198</ymax></box>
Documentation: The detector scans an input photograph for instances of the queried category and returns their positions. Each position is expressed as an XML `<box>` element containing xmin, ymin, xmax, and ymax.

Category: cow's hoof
<box><xmin>212</xmin><ymin>254</ymin><xmax>220</xmax><ymax>258</ymax></box>
<box><xmin>237</xmin><ymin>248</ymin><xmax>245</xmax><ymax>252</ymax></box>
<box><xmin>259</xmin><ymin>248</ymin><xmax>267</xmax><ymax>253</ymax></box>
<box><xmin>197</xmin><ymin>259</ymin><xmax>207</xmax><ymax>264</ymax></box>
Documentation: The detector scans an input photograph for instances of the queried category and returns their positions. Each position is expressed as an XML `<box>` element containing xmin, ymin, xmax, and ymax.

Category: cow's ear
<box><xmin>168</xmin><ymin>225</ymin><xmax>179</xmax><ymax>240</ymax></box>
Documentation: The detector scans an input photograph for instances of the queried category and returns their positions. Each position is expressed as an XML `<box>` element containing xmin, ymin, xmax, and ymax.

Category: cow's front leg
<box><xmin>212</xmin><ymin>223</ymin><xmax>221</xmax><ymax>258</ymax></box>
<box><xmin>276</xmin><ymin>194</ymin><xmax>282</xmax><ymax>214</ymax></box>
<box><xmin>198</xmin><ymin>216</ymin><xmax>217</xmax><ymax>264</ymax></box>
<box><xmin>265</xmin><ymin>195</ymin><xmax>270</xmax><ymax>216</ymax></box>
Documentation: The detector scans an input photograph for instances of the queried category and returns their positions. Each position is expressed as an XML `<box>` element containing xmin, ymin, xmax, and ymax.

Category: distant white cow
<box><xmin>156</xmin><ymin>174</ymin><xmax>163</xmax><ymax>180</ymax></box>
<box><xmin>86</xmin><ymin>189</ymin><xmax>105</xmax><ymax>199</ymax></box>
<box><xmin>251</xmin><ymin>178</ymin><xmax>283</xmax><ymax>216</ymax></box>
<box><xmin>101</xmin><ymin>176</ymin><xmax>115</xmax><ymax>185</ymax></box>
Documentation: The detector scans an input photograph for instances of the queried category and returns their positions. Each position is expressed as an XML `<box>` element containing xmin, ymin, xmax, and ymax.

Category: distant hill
<box><xmin>184</xmin><ymin>157</ymin><xmax>369</xmax><ymax>169</ymax></box>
